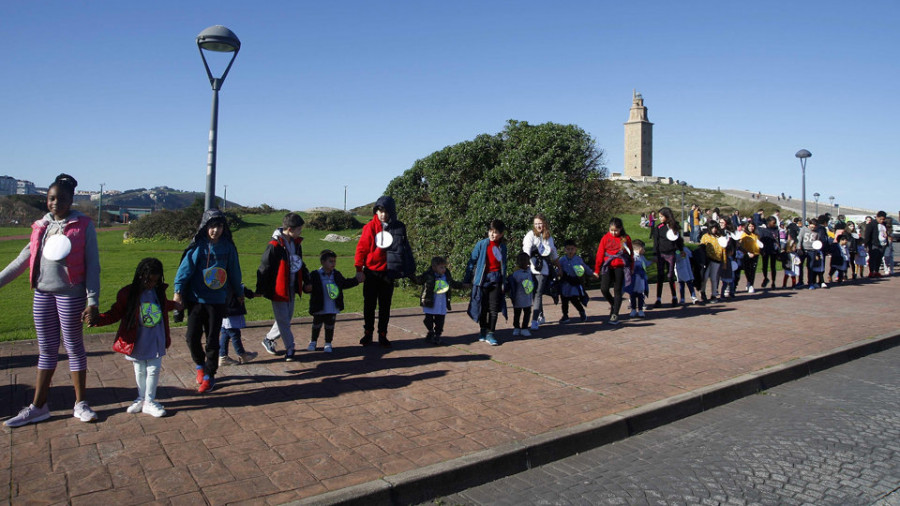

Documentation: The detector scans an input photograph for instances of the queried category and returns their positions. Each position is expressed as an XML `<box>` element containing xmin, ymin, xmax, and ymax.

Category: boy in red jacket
<box><xmin>354</xmin><ymin>196</ymin><xmax>415</xmax><ymax>347</ymax></box>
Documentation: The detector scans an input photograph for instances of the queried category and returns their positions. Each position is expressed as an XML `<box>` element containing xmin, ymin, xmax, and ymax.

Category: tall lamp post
<box><xmin>223</xmin><ymin>184</ymin><xmax>228</xmax><ymax>210</ymax></box>
<box><xmin>829</xmin><ymin>195</ymin><xmax>834</xmax><ymax>213</ymax></box>
<box><xmin>676</xmin><ymin>180</ymin><xmax>687</xmax><ymax>229</ymax></box>
<box><xmin>197</xmin><ymin>25</ymin><xmax>241</xmax><ymax>211</ymax></box>
<box><xmin>344</xmin><ymin>185</ymin><xmax>348</xmax><ymax>212</ymax></box>
<box><xmin>795</xmin><ymin>149</ymin><xmax>811</xmax><ymax>223</ymax></box>
<box><xmin>813</xmin><ymin>192</ymin><xmax>820</xmax><ymax>217</ymax></box>
<box><xmin>98</xmin><ymin>183</ymin><xmax>105</xmax><ymax>227</ymax></box>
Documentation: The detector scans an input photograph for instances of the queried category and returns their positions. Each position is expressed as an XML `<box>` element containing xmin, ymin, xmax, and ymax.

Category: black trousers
<box><xmin>869</xmin><ymin>248</ymin><xmax>884</xmax><ymax>275</ymax></box>
<box><xmin>513</xmin><ymin>307</ymin><xmax>532</xmax><ymax>329</ymax></box>
<box><xmin>423</xmin><ymin>314</ymin><xmax>446</xmax><ymax>336</ymax></box>
<box><xmin>600</xmin><ymin>267</ymin><xmax>625</xmax><ymax>316</ymax></box>
<box><xmin>479</xmin><ymin>283</ymin><xmax>503</xmax><ymax>332</ymax></box>
<box><xmin>312</xmin><ymin>314</ymin><xmax>337</xmax><ymax>343</ymax></box>
<box><xmin>561</xmin><ymin>296</ymin><xmax>585</xmax><ymax>318</ymax></box>
<box><xmin>185</xmin><ymin>301</ymin><xmax>226</xmax><ymax>377</ymax></box>
<box><xmin>363</xmin><ymin>269</ymin><xmax>395</xmax><ymax>334</ymax></box>
<box><xmin>743</xmin><ymin>255</ymin><xmax>759</xmax><ymax>287</ymax></box>
<box><xmin>656</xmin><ymin>254</ymin><xmax>677</xmax><ymax>298</ymax></box>
<box><xmin>761</xmin><ymin>253</ymin><xmax>777</xmax><ymax>283</ymax></box>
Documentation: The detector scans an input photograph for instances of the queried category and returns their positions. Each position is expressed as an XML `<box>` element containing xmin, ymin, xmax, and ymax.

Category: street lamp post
<box><xmin>223</xmin><ymin>184</ymin><xmax>228</xmax><ymax>210</ymax></box>
<box><xmin>795</xmin><ymin>149</ymin><xmax>811</xmax><ymax>223</ymax></box>
<box><xmin>813</xmin><ymin>192</ymin><xmax>820</xmax><ymax>217</ymax></box>
<box><xmin>197</xmin><ymin>25</ymin><xmax>241</xmax><ymax>211</ymax></box>
<box><xmin>98</xmin><ymin>183</ymin><xmax>105</xmax><ymax>227</ymax></box>
<box><xmin>829</xmin><ymin>195</ymin><xmax>834</xmax><ymax>213</ymax></box>
<box><xmin>677</xmin><ymin>180</ymin><xmax>687</xmax><ymax>229</ymax></box>
<box><xmin>344</xmin><ymin>185</ymin><xmax>348</xmax><ymax>212</ymax></box>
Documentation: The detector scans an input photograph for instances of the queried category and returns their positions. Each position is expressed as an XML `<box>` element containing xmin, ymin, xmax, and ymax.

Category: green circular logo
<box><xmin>434</xmin><ymin>279</ymin><xmax>450</xmax><ymax>294</ymax></box>
<box><xmin>522</xmin><ymin>279</ymin><xmax>534</xmax><ymax>294</ymax></box>
<box><xmin>326</xmin><ymin>283</ymin><xmax>340</xmax><ymax>300</ymax></box>
<box><xmin>140</xmin><ymin>302</ymin><xmax>162</xmax><ymax>327</ymax></box>
<box><xmin>573</xmin><ymin>265</ymin><xmax>585</xmax><ymax>277</ymax></box>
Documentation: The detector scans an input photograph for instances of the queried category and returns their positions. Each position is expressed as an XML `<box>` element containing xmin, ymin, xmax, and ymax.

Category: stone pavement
<box><xmin>2</xmin><ymin>276</ymin><xmax>899</xmax><ymax>505</ymax></box>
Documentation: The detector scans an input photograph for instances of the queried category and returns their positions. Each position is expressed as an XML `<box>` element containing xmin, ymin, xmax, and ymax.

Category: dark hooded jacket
<box><xmin>174</xmin><ymin>208</ymin><xmax>242</xmax><ymax>304</ymax></box>
<box><xmin>354</xmin><ymin>196</ymin><xmax>415</xmax><ymax>279</ymax></box>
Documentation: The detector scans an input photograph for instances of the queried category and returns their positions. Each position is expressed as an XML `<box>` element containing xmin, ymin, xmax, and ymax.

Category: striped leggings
<box><xmin>33</xmin><ymin>290</ymin><xmax>88</xmax><ymax>371</ymax></box>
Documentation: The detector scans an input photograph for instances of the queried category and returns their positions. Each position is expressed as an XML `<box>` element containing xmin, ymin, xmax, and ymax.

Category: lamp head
<box><xmin>197</xmin><ymin>25</ymin><xmax>241</xmax><ymax>52</ymax></box>
<box><xmin>795</xmin><ymin>149</ymin><xmax>812</xmax><ymax>159</ymax></box>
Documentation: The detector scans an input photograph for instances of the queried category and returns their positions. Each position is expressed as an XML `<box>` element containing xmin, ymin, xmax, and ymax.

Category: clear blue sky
<box><xmin>2</xmin><ymin>1</ymin><xmax>897</xmax><ymax>213</ymax></box>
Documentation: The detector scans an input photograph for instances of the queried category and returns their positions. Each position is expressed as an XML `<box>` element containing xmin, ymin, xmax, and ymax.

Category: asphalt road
<box><xmin>432</xmin><ymin>345</ymin><xmax>900</xmax><ymax>506</ymax></box>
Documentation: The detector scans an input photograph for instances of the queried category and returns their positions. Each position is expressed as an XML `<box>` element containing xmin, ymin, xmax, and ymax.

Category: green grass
<box><xmin>0</xmin><ymin>212</ymin><xmax>420</xmax><ymax>341</ymax></box>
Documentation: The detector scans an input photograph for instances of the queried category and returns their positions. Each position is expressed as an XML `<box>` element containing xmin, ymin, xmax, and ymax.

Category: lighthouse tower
<box><xmin>624</xmin><ymin>90</ymin><xmax>653</xmax><ymax>177</ymax></box>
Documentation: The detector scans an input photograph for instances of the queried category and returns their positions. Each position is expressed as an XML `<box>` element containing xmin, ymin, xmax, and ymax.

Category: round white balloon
<box><xmin>666</xmin><ymin>229</ymin><xmax>678</xmax><ymax>241</ymax></box>
<box><xmin>756</xmin><ymin>239</ymin><xmax>764</xmax><ymax>249</ymax></box>
<box><xmin>375</xmin><ymin>231</ymin><xmax>393</xmax><ymax>249</ymax></box>
<box><xmin>812</xmin><ymin>240</ymin><xmax>823</xmax><ymax>250</ymax></box>
<box><xmin>42</xmin><ymin>234</ymin><xmax>72</xmax><ymax>261</ymax></box>
<box><xmin>717</xmin><ymin>236</ymin><xmax>729</xmax><ymax>247</ymax></box>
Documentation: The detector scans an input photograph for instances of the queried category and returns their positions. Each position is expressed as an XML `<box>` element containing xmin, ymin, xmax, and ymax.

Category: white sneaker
<box><xmin>4</xmin><ymin>403</ymin><xmax>51</xmax><ymax>427</ymax></box>
<box><xmin>538</xmin><ymin>315</ymin><xmax>546</xmax><ymax>324</ymax></box>
<box><xmin>629</xmin><ymin>309</ymin><xmax>637</xmax><ymax>317</ymax></box>
<box><xmin>126</xmin><ymin>400</ymin><xmax>143</xmax><ymax>414</ymax></box>
<box><xmin>821</xmin><ymin>282</ymin><xmax>828</xmax><ymax>288</ymax></box>
<box><xmin>218</xmin><ymin>355</ymin><xmax>239</xmax><ymax>366</ymax></box>
<box><xmin>520</xmin><ymin>329</ymin><xmax>531</xmax><ymax>337</ymax></box>
<box><xmin>530</xmin><ymin>320</ymin><xmax>540</xmax><ymax>331</ymax></box>
<box><xmin>141</xmin><ymin>401</ymin><xmax>166</xmax><ymax>418</ymax></box>
<box><xmin>512</xmin><ymin>328</ymin><xmax>521</xmax><ymax>336</ymax></box>
<box><xmin>73</xmin><ymin>401</ymin><xmax>98</xmax><ymax>423</ymax></box>
<box><xmin>748</xmin><ymin>285</ymin><xmax>755</xmax><ymax>293</ymax></box>
<box><xmin>723</xmin><ymin>289</ymin><xmax>731</xmax><ymax>297</ymax></box>
<box><xmin>239</xmin><ymin>351</ymin><xmax>258</xmax><ymax>364</ymax></box>
<box><xmin>324</xmin><ymin>343</ymin><xmax>333</xmax><ymax>353</ymax></box>
<box><xmin>307</xmin><ymin>341</ymin><xmax>317</xmax><ymax>352</ymax></box>
<box><xmin>691</xmin><ymin>295</ymin><xmax>699</xmax><ymax>304</ymax></box>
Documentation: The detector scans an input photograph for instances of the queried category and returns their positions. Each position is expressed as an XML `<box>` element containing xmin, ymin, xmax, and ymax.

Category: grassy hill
<box><xmin>613</xmin><ymin>180</ymin><xmax>784</xmax><ymax>219</ymax></box>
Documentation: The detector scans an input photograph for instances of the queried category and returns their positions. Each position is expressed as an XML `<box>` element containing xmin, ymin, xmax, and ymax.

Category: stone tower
<box><xmin>624</xmin><ymin>89</ymin><xmax>653</xmax><ymax>177</ymax></box>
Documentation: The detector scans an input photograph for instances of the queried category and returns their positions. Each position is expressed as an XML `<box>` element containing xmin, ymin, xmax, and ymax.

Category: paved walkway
<box><xmin>3</xmin><ymin>277</ymin><xmax>899</xmax><ymax>505</ymax></box>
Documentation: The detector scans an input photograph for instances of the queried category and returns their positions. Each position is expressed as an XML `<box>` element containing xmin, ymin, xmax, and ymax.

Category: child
<box><xmin>650</xmin><ymin>207</ymin><xmax>683</xmax><ymax>308</ymax></box>
<box><xmin>507</xmin><ymin>252</ymin><xmax>535</xmax><ymax>336</ymax></box>
<box><xmin>719</xmin><ymin>239</ymin><xmax>737</xmax><ymax>299</ymax></box>
<box><xmin>417</xmin><ymin>256</ymin><xmax>466</xmax><ymax>345</ymax></box>
<box><xmin>258</xmin><ymin>213</ymin><xmax>310</xmax><ymax>362</ymax></box>
<box><xmin>739</xmin><ymin>222</ymin><xmax>761</xmax><ymax>293</ymax></box>
<box><xmin>594</xmin><ymin>217</ymin><xmax>633</xmax><ymax>325</ymax></box>
<box><xmin>93</xmin><ymin>258</ymin><xmax>180</xmax><ymax>417</ymax></box>
<box><xmin>699</xmin><ymin>222</ymin><xmax>726</xmax><ymax>303</ymax></box>
<box><xmin>799</xmin><ymin>218</ymin><xmax>827</xmax><ymax>289</ymax></box>
<box><xmin>558</xmin><ymin>239</ymin><xmax>593</xmax><ymax>323</ymax></box>
<box><xmin>463</xmin><ymin>219</ymin><xmax>508</xmax><ymax>346</ymax></box>
<box><xmin>781</xmin><ymin>240</ymin><xmax>801</xmax><ymax>288</ymax></box>
<box><xmin>628</xmin><ymin>239</ymin><xmax>650</xmax><ymax>317</ymax></box>
<box><xmin>674</xmin><ymin>246</ymin><xmax>699</xmax><ymax>304</ymax></box>
<box><xmin>307</xmin><ymin>249</ymin><xmax>360</xmax><ymax>352</ymax></box>
<box><xmin>218</xmin><ymin>285</ymin><xmax>258</xmax><ymax>366</ymax></box>
<box><xmin>829</xmin><ymin>234</ymin><xmax>851</xmax><ymax>282</ymax></box>
<box><xmin>174</xmin><ymin>209</ymin><xmax>243</xmax><ymax>393</ymax></box>
<box><xmin>354</xmin><ymin>196</ymin><xmax>416</xmax><ymax>347</ymax></box>
<box><xmin>0</xmin><ymin>174</ymin><xmax>101</xmax><ymax>427</ymax></box>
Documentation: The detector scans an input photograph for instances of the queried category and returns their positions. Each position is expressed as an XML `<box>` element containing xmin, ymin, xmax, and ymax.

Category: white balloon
<box><xmin>851</xmin><ymin>233</ymin><xmax>860</xmax><ymax>239</ymax></box>
<box><xmin>375</xmin><ymin>231</ymin><xmax>393</xmax><ymax>249</ymax></box>
<box><xmin>666</xmin><ymin>229</ymin><xmax>678</xmax><ymax>241</ymax></box>
<box><xmin>717</xmin><ymin>236</ymin><xmax>729</xmax><ymax>247</ymax></box>
<box><xmin>756</xmin><ymin>239</ymin><xmax>764</xmax><ymax>249</ymax></box>
<box><xmin>42</xmin><ymin>234</ymin><xmax>72</xmax><ymax>261</ymax></box>
<box><xmin>812</xmin><ymin>240</ymin><xmax>823</xmax><ymax>250</ymax></box>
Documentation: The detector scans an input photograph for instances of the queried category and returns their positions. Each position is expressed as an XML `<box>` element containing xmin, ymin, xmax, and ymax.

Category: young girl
<box><xmin>174</xmin><ymin>209</ymin><xmax>243</xmax><ymax>393</ymax></box>
<box><xmin>628</xmin><ymin>239</ymin><xmax>650</xmax><ymax>317</ymax></box>
<box><xmin>781</xmin><ymin>240</ymin><xmax>801</xmax><ymax>288</ymax></box>
<box><xmin>93</xmin><ymin>258</ymin><xmax>180</xmax><ymax>417</ymax></box>
<box><xmin>558</xmin><ymin>239</ymin><xmax>593</xmax><ymax>323</ymax></box>
<box><xmin>674</xmin><ymin>246</ymin><xmax>699</xmax><ymax>304</ymax></box>
<box><xmin>594</xmin><ymin>217</ymin><xmax>632</xmax><ymax>325</ymax></box>
<box><xmin>464</xmin><ymin>220</ymin><xmax>508</xmax><ymax>346</ymax></box>
<box><xmin>522</xmin><ymin>213</ymin><xmax>558</xmax><ymax>331</ymax></box>
<box><xmin>846</xmin><ymin>221</ymin><xmax>861</xmax><ymax>279</ymax></box>
<box><xmin>740</xmin><ymin>221</ymin><xmax>761</xmax><ymax>293</ymax></box>
<box><xmin>1</xmin><ymin>174</ymin><xmax>101</xmax><ymax>427</ymax></box>
<box><xmin>507</xmin><ymin>252</ymin><xmax>535</xmax><ymax>337</ymax></box>
<box><xmin>650</xmin><ymin>207</ymin><xmax>683</xmax><ymax>308</ymax></box>
<box><xmin>829</xmin><ymin>234</ymin><xmax>851</xmax><ymax>283</ymax></box>
<box><xmin>417</xmin><ymin>256</ymin><xmax>466</xmax><ymax>345</ymax></box>
<box><xmin>700</xmin><ymin>222</ymin><xmax>726</xmax><ymax>303</ymax></box>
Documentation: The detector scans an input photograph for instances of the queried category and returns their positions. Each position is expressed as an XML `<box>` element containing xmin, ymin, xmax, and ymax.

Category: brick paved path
<box><xmin>3</xmin><ymin>277</ymin><xmax>899</xmax><ymax>504</ymax></box>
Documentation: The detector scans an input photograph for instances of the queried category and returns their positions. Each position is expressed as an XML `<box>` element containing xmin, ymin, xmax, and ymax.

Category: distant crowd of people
<box><xmin>1</xmin><ymin>173</ymin><xmax>896</xmax><ymax>428</ymax></box>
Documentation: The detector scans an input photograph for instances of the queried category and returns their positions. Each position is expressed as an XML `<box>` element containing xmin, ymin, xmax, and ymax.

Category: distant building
<box><xmin>16</xmin><ymin>180</ymin><xmax>37</xmax><ymax>195</ymax></box>
<box><xmin>0</xmin><ymin>176</ymin><xmax>16</xmax><ymax>196</ymax></box>
<box><xmin>624</xmin><ymin>89</ymin><xmax>653</xmax><ymax>178</ymax></box>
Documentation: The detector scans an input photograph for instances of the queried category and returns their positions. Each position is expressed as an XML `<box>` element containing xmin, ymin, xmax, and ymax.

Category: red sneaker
<box><xmin>198</xmin><ymin>375</ymin><xmax>215</xmax><ymax>394</ymax></box>
<box><xmin>195</xmin><ymin>365</ymin><xmax>205</xmax><ymax>384</ymax></box>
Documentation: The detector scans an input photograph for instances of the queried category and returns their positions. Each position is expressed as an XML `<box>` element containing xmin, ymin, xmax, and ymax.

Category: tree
<box><xmin>385</xmin><ymin>120</ymin><xmax>619</xmax><ymax>274</ymax></box>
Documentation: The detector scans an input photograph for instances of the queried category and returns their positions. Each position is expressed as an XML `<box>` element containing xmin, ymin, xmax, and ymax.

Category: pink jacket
<box><xmin>29</xmin><ymin>215</ymin><xmax>91</xmax><ymax>288</ymax></box>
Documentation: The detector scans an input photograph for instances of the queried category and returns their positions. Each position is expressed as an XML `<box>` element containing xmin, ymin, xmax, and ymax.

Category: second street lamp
<box><xmin>197</xmin><ymin>25</ymin><xmax>241</xmax><ymax>211</ymax></box>
<box><xmin>795</xmin><ymin>149</ymin><xmax>811</xmax><ymax>224</ymax></box>
<box><xmin>813</xmin><ymin>192</ymin><xmax>820</xmax><ymax>217</ymax></box>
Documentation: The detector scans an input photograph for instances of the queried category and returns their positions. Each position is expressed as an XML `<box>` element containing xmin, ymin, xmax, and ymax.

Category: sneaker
<box><xmin>821</xmin><ymin>282</ymin><xmax>828</xmax><ymax>288</ymax></box>
<box><xmin>195</xmin><ymin>365</ymin><xmax>205</xmax><ymax>384</ymax></box>
<box><xmin>198</xmin><ymin>375</ymin><xmax>215</xmax><ymax>393</ymax></box>
<box><xmin>431</xmin><ymin>335</ymin><xmax>444</xmax><ymax>346</ymax></box>
<box><xmin>218</xmin><ymin>355</ymin><xmax>239</xmax><ymax>366</ymax></box>
<box><xmin>579</xmin><ymin>312</ymin><xmax>587</xmax><ymax>323</ymax></box>
<box><xmin>520</xmin><ymin>329</ymin><xmax>531</xmax><ymax>337</ymax></box>
<box><xmin>141</xmin><ymin>401</ymin><xmax>166</xmax><ymax>418</ymax></box>
<box><xmin>324</xmin><ymin>343</ymin><xmax>333</xmax><ymax>353</ymax></box>
<box><xmin>559</xmin><ymin>317</ymin><xmax>571</xmax><ymax>324</ymax></box>
<box><xmin>691</xmin><ymin>295</ymin><xmax>699</xmax><ymax>304</ymax></box>
<box><xmin>761</xmin><ymin>278</ymin><xmax>770</xmax><ymax>288</ymax></box>
<box><xmin>537</xmin><ymin>315</ymin><xmax>546</xmax><ymax>325</ymax></box>
<box><xmin>808</xmin><ymin>285</ymin><xmax>816</xmax><ymax>290</ymax></box>
<box><xmin>4</xmin><ymin>403</ymin><xmax>51</xmax><ymax>427</ymax></box>
<box><xmin>671</xmin><ymin>298</ymin><xmax>678</xmax><ymax>307</ymax></box>
<box><xmin>629</xmin><ymin>309</ymin><xmax>637</xmax><ymax>317</ymax></box>
<box><xmin>478</xmin><ymin>329</ymin><xmax>487</xmax><ymax>342</ymax></box>
<box><xmin>678</xmin><ymin>298</ymin><xmax>685</xmax><ymax>305</ymax></box>
<box><xmin>359</xmin><ymin>333</ymin><xmax>373</xmax><ymax>346</ymax></box>
<box><xmin>284</xmin><ymin>352</ymin><xmax>295</xmax><ymax>362</ymax></box>
<box><xmin>653</xmin><ymin>299</ymin><xmax>662</xmax><ymax>308</ymax></box>
<box><xmin>306</xmin><ymin>341</ymin><xmax>317</xmax><ymax>352</ymax></box>
<box><xmin>378</xmin><ymin>333</ymin><xmax>392</xmax><ymax>348</ymax></box>
<box><xmin>637</xmin><ymin>310</ymin><xmax>646</xmax><ymax>318</ymax></box>
<box><xmin>748</xmin><ymin>286</ymin><xmax>755</xmax><ymax>294</ymax></box>
<box><xmin>73</xmin><ymin>401</ymin><xmax>98</xmax><ymax>423</ymax></box>
<box><xmin>239</xmin><ymin>351</ymin><xmax>258</xmax><ymax>364</ymax></box>
<box><xmin>512</xmin><ymin>328</ymin><xmax>521</xmax><ymax>336</ymax></box>
<box><xmin>126</xmin><ymin>400</ymin><xmax>143</xmax><ymax>414</ymax></box>
<box><xmin>485</xmin><ymin>333</ymin><xmax>499</xmax><ymax>346</ymax></box>
<box><xmin>711</xmin><ymin>297</ymin><xmax>720</xmax><ymax>303</ymax></box>
<box><xmin>723</xmin><ymin>288</ymin><xmax>731</xmax><ymax>298</ymax></box>
<box><xmin>262</xmin><ymin>339</ymin><xmax>277</xmax><ymax>355</ymax></box>
<box><xmin>530</xmin><ymin>320</ymin><xmax>540</xmax><ymax>331</ymax></box>
<box><xmin>608</xmin><ymin>314</ymin><xmax>620</xmax><ymax>325</ymax></box>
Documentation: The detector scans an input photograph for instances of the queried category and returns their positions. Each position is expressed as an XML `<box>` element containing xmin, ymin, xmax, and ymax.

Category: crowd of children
<box><xmin>2</xmin><ymin>186</ymin><xmax>896</xmax><ymax>426</ymax></box>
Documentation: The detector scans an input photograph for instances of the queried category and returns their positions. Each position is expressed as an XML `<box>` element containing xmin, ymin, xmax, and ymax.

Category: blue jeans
<box><xmin>219</xmin><ymin>327</ymin><xmax>246</xmax><ymax>357</ymax></box>
<box><xmin>690</xmin><ymin>223</ymin><xmax>698</xmax><ymax>243</ymax></box>
<box><xmin>131</xmin><ymin>357</ymin><xmax>162</xmax><ymax>403</ymax></box>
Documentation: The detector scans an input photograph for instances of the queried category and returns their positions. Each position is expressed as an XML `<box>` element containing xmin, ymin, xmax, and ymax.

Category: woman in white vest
<box><xmin>522</xmin><ymin>214</ymin><xmax>559</xmax><ymax>331</ymax></box>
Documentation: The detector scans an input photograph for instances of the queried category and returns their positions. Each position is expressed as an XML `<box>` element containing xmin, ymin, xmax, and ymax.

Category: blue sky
<box><xmin>2</xmin><ymin>1</ymin><xmax>897</xmax><ymax>213</ymax></box>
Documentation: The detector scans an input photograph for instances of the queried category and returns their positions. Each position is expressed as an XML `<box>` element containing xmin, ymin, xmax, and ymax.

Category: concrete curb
<box><xmin>290</xmin><ymin>330</ymin><xmax>900</xmax><ymax>506</ymax></box>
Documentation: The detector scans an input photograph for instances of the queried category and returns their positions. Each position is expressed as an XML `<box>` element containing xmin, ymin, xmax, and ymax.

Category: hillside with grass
<box><xmin>614</xmin><ymin>180</ymin><xmax>784</xmax><ymax>219</ymax></box>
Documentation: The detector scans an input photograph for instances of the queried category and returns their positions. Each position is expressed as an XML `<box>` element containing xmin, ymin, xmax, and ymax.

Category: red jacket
<box><xmin>257</xmin><ymin>233</ymin><xmax>309</xmax><ymax>302</ymax></box>
<box><xmin>594</xmin><ymin>232</ymin><xmax>633</xmax><ymax>271</ymax></box>
<box><xmin>355</xmin><ymin>216</ymin><xmax>388</xmax><ymax>272</ymax></box>
<box><xmin>95</xmin><ymin>283</ymin><xmax>177</xmax><ymax>353</ymax></box>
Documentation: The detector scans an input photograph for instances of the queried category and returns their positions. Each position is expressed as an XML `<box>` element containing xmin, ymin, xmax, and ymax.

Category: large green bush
<box><xmin>128</xmin><ymin>200</ymin><xmax>245</xmax><ymax>241</ymax></box>
<box><xmin>306</xmin><ymin>210</ymin><xmax>363</xmax><ymax>231</ymax></box>
<box><xmin>385</xmin><ymin>120</ymin><xmax>619</xmax><ymax>274</ymax></box>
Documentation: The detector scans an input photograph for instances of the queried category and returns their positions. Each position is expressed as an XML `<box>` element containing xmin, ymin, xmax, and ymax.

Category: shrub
<box><xmin>128</xmin><ymin>203</ymin><xmax>245</xmax><ymax>241</ymax></box>
<box><xmin>306</xmin><ymin>210</ymin><xmax>363</xmax><ymax>231</ymax></box>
